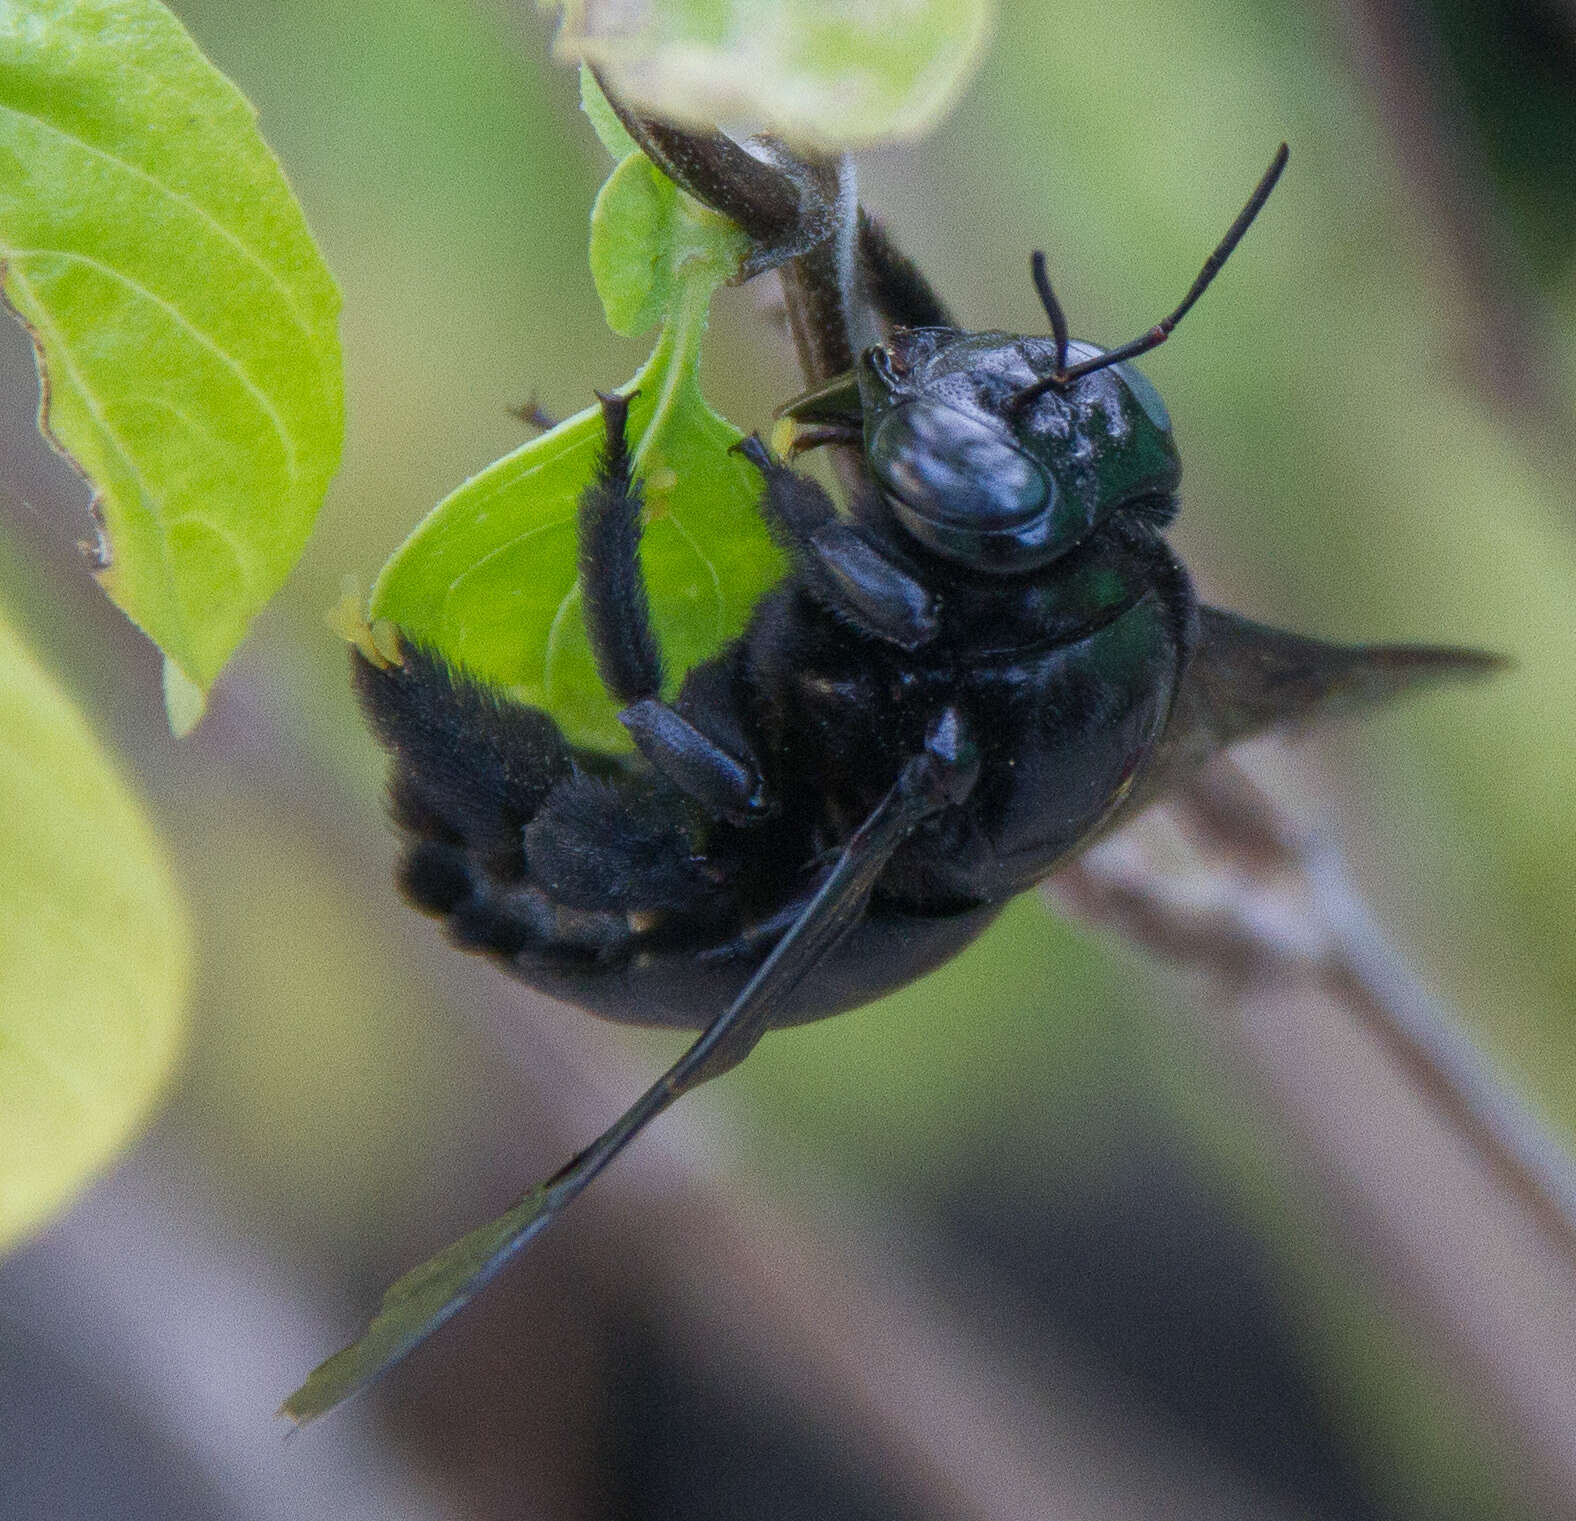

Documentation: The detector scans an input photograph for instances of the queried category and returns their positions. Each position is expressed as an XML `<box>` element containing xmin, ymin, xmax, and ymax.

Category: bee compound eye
<box><xmin>869</xmin><ymin>401</ymin><xmax>1066</xmax><ymax>571</ymax></box>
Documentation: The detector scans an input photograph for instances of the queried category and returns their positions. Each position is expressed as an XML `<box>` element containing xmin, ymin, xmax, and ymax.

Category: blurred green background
<box><xmin>2</xmin><ymin>1</ymin><xmax>1575</xmax><ymax>1517</ymax></box>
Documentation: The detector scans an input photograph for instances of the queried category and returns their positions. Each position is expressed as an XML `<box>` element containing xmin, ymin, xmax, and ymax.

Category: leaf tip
<box><xmin>277</xmin><ymin>1337</ymin><xmax>372</xmax><ymax>1430</ymax></box>
<box><xmin>162</xmin><ymin>659</ymin><xmax>207</xmax><ymax>737</ymax></box>
<box><xmin>579</xmin><ymin>60</ymin><xmax>639</xmax><ymax>162</ymax></box>
<box><xmin>326</xmin><ymin>577</ymin><xmax>404</xmax><ymax>670</ymax></box>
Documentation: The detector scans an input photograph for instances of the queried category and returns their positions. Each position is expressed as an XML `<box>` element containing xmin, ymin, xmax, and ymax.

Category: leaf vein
<box><xmin>2</xmin><ymin>244</ymin><xmax>302</xmax><ymax>482</ymax></box>
<box><xmin>0</xmin><ymin>96</ymin><xmax>324</xmax><ymax>346</ymax></box>
<box><xmin>661</xmin><ymin>508</ymin><xmax>724</xmax><ymax>646</ymax></box>
<box><xmin>541</xmin><ymin>577</ymin><xmax>583</xmax><ymax>699</ymax></box>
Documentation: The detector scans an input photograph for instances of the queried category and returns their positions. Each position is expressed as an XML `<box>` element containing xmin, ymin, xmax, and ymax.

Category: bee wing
<box><xmin>1113</xmin><ymin>605</ymin><xmax>1505</xmax><ymax>825</ymax></box>
<box><xmin>280</xmin><ymin>752</ymin><xmax>955</xmax><ymax>1427</ymax></box>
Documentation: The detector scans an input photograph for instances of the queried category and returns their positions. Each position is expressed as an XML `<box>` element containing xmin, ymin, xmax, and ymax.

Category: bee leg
<box><xmin>735</xmin><ymin>435</ymin><xmax>938</xmax><ymax>651</ymax></box>
<box><xmin>579</xmin><ymin>392</ymin><xmax>772</xmax><ymax>825</ymax></box>
<box><xmin>579</xmin><ymin>389</ymin><xmax>666</xmax><ymax>704</ymax></box>
<box><xmin>352</xmin><ymin>642</ymin><xmax>571</xmax><ymax>872</ymax></box>
<box><xmin>619</xmin><ymin>651</ymin><xmax>774</xmax><ymax>825</ymax></box>
<box><xmin>281</xmin><ymin>709</ymin><xmax>979</xmax><ymax>1427</ymax></box>
<box><xmin>593</xmin><ymin>80</ymin><xmax>841</xmax><ymax>280</ymax></box>
<box><xmin>603</xmin><ymin>95</ymin><xmax>955</xmax><ymax>356</ymax></box>
<box><xmin>524</xmin><ymin>773</ymin><xmax>718</xmax><ymax>914</ymax></box>
<box><xmin>857</xmin><ymin>210</ymin><xmax>955</xmax><ymax>331</ymax></box>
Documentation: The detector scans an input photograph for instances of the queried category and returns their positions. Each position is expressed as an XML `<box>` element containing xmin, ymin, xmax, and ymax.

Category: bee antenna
<box><xmin>1030</xmin><ymin>250</ymin><xmax>1071</xmax><ymax>378</ymax></box>
<box><xmin>1011</xmin><ymin>143</ymin><xmax>1289</xmax><ymax>411</ymax></box>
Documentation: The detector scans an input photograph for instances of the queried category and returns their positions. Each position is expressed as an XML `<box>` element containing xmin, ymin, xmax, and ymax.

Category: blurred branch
<box><xmin>1048</xmin><ymin>756</ymin><xmax>1576</xmax><ymax>1516</ymax></box>
<box><xmin>1331</xmin><ymin>0</ymin><xmax>1575</xmax><ymax>452</ymax></box>
<box><xmin>458</xmin><ymin>963</ymin><xmax>1316</xmax><ymax>1521</ymax></box>
<box><xmin>0</xmin><ymin>1142</ymin><xmax>462</xmax><ymax>1521</ymax></box>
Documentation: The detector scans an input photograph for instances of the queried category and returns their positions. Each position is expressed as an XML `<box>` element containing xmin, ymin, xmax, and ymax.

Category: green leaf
<box><xmin>0</xmin><ymin>0</ymin><xmax>344</xmax><ymax>724</ymax></box>
<box><xmin>371</xmin><ymin>175</ymin><xmax>771</xmax><ymax>752</ymax></box>
<box><xmin>551</xmin><ymin>0</ymin><xmax>996</xmax><ymax>148</ymax></box>
<box><xmin>589</xmin><ymin>151</ymin><xmax>676</xmax><ymax>336</ymax></box>
<box><xmin>578</xmin><ymin>59</ymin><xmax>638</xmax><ymax>162</ymax></box>
<box><xmin>0</xmin><ymin>606</ymin><xmax>191</xmax><ymax>1255</ymax></box>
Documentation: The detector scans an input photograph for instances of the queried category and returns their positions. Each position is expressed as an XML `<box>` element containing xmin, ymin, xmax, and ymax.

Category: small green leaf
<box><xmin>371</xmin><ymin>176</ymin><xmax>769</xmax><ymax>752</ymax></box>
<box><xmin>160</xmin><ymin>656</ymin><xmax>206</xmax><ymax>737</ymax></box>
<box><xmin>0</xmin><ymin>0</ymin><xmax>344</xmax><ymax>722</ymax></box>
<box><xmin>578</xmin><ymin>59</ymin><xmax>638</xmax><ymax>162</ymax></box>
<box><xmin>551</xmin><ymin>0</ymin><xmax>996</xmax><ymax>148</ymax></box>
<box><xmin>590</xmin><ymin>151</ymin><xmax>676</xmax><ymax>337</ymax></box>
<box><xmin>0</xmin><ymin>607</ymin><xmax>191</xmax><ymax>1255</ymax></box>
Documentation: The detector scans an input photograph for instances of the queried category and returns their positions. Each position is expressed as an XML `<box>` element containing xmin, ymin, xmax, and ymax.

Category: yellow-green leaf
<box><xmin>370</xmin><ymin>154</ymin><xmax>771</xmax><ymax>752</ymax></box>
<box><xmin>590</xmin><ymin>151</ymin><xmax>677</xmax><ymax>337</ymax></box>
<box><xmin>370</xmin><ymin>329</ymin><xmax>779</xmax><ymax>750</ymax></box>
<box><xmin>552</xmin><ymin>0</ymin><xmax>996</xmax><ymax>148</ymax></box>
<box><xmin>0</xmin><ymin>0</ymin><xmax>344</xmax><ymax>722</ymax></box>
<box><xmin>0</xmin><ymin>608</ymin><xmax>191</xmax><ymax>1254</ymax></box>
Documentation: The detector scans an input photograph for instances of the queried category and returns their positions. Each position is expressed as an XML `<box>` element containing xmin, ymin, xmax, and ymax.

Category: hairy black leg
<box><xmin>596</xmin><ymin>72</ymin><xmax>841</xmax><ymax>280</ymax></box>
<box><xmin>857</xmin><ymin>209</ymin><xmax>955</xmax><ymax>330</ymax></box>
<box><xmin>579</xmin><ymin>393</ymin><xmax>771</xmax><ymax>822</ymax></box>
<box><xmin>353</xmin><ymin>645</ymin><xmax>571</xmax><ymax>870</ymax></box>
<box><xmin>580</xmin><ymin>390</ymin><xmax>664</xmax><ymax>704</ymax></box>
<box><xmin>282</xmin><ymin>711</ymin><xmax>979</xmax><ymax>1425</ymax></box>
<box><xmin>523</xmin><ymin>773</ymin><xmax>717</xmax><ymax>914</ymax></box>
<box><xmin>353</xmin><ymin>641</ymin><xmax>669</xmax><ymax>958</ymax></box>
<box><xmin>735</xmin><ymin>435</ymin><xmax>938</xmax><ymax>650</ymax></box>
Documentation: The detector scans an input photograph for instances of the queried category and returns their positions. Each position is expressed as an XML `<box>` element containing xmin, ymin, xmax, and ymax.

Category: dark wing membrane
<box><xmin>1116</xmin><ymin>605</ymin><xmax>1506</xmax><ymax>823</ymax></box>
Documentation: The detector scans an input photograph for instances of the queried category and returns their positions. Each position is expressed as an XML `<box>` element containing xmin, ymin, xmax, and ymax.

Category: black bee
<box><xmin>291</xmin><ymin>128</ymin><xmax>1494</xmax><ymax>1419</ymax></box>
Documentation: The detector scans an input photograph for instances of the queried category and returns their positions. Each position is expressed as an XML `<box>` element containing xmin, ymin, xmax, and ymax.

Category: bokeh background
<box><xmin>3</xmin><ymin>1</ymin><xmax>1576</xmax><ymax>1516</ymax></box>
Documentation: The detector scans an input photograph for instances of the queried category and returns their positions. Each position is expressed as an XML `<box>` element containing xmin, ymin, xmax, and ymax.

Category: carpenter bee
<box><xmin>286</xmin><ymin>121</ymin><xmax>1495</xmax><ymax>1420</ymax></box>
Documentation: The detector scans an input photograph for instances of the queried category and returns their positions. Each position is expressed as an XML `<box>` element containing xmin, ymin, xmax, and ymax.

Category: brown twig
<box><xmin>1331</xmin><ymin>0</ymin><xmax>1573</xmax><ymax>450</ymax></box>
<box><xmin>466</xmin><ymin>967</ymin><xmax>1316</xmax><ymax>1521</ymax></box>
<box><xmin>1047</xmin><ymin>756</ymin><xmax>1576</xmax><ymax>1515</ymax></box>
